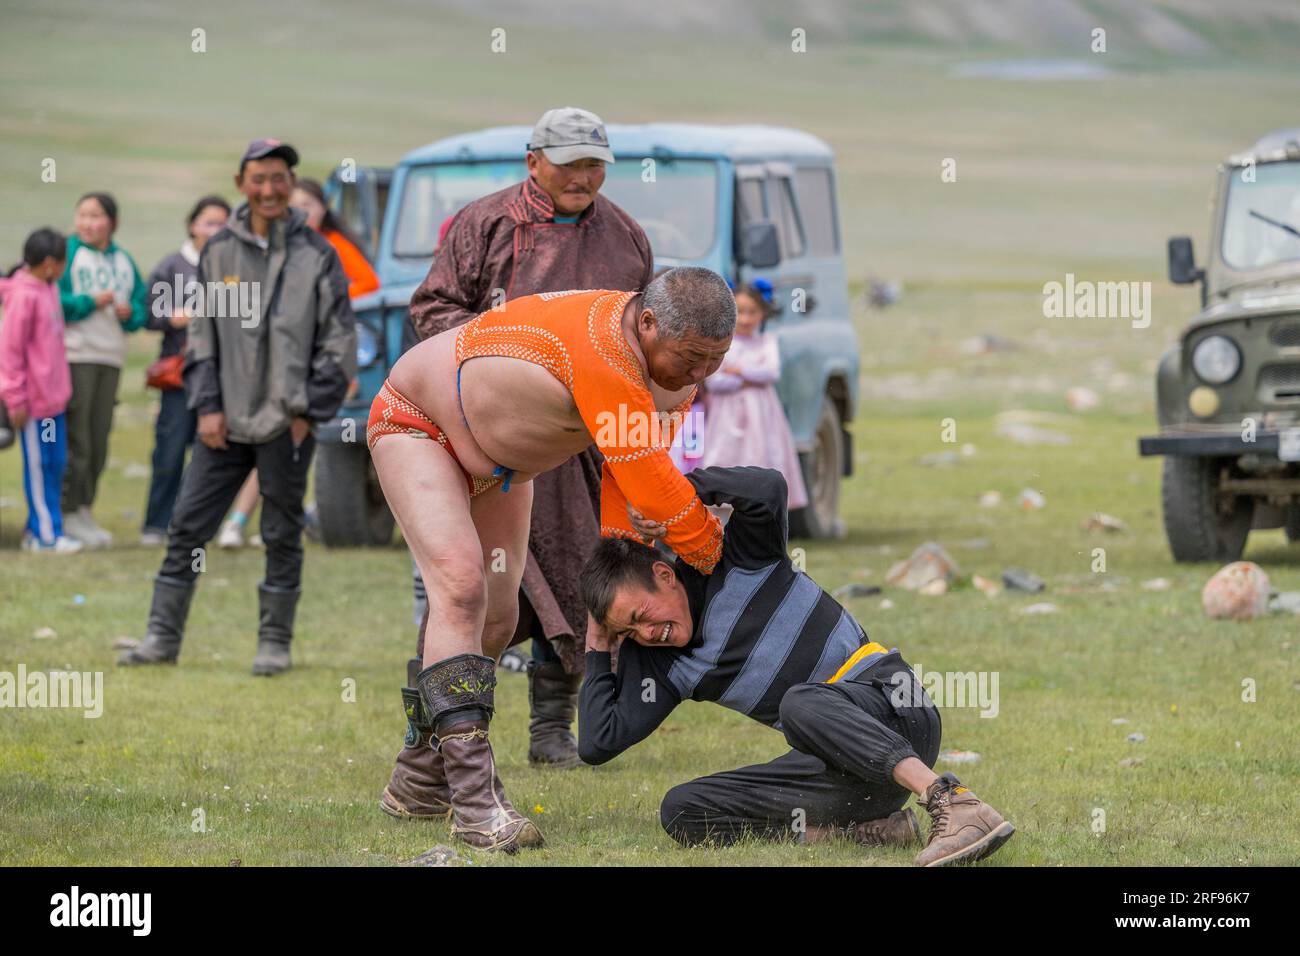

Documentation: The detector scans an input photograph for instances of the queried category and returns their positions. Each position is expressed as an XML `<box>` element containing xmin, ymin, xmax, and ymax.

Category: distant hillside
<box><xmin>417</xmin><ymin>0</ymin><xmax>1300</xmax><ymax>61</ymax></box>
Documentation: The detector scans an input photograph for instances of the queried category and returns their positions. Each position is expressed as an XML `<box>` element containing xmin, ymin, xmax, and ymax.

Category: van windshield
<box><xmin>1222</xmin><ymin>160</ymin><xmax>1300</xmax><ymax>270</ymax></box>
<box><xmin>392</xmin><ymin>158</ymin><xmax>718</xmax><ymax>261</ymax></box>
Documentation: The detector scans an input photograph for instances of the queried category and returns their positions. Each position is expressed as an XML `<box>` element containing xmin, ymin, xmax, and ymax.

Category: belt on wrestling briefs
<box><xmin>826</xmin><ymin>641</ymin><xmax>893</xmax><ymax>684</ymax></box>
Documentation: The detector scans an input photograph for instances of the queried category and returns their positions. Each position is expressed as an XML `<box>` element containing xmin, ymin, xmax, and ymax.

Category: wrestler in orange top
<box><xmin>367</xmin><ymin>266</ymin><xmax>734</xmax><ymax>852</ymax></box>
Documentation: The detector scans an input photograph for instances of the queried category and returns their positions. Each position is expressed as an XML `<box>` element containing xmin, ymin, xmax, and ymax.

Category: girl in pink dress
<box><xmin>698</xmin><ymin>283</ymin><xmax>809</xmax><ymax>509</ymax></box>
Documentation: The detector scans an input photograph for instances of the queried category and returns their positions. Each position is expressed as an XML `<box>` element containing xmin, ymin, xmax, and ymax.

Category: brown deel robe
<box><xmin>409</xmin><ymin>176</ymin><xmax>655</xmax><ymax>673</ymax></box>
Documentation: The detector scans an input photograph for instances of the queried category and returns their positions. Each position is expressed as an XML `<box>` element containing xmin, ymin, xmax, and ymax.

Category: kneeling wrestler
<box><xmin>578</xmin><ymin>465</ymin><xmax>1015</xmax><ymax>866</ymax></box>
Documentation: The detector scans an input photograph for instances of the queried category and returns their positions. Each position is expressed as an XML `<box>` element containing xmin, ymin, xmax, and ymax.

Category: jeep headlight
<box><xmin>1191</xmin><ymin>335</ymin><xmax>1241</xmax><ymax>385</ymax></box>
<box><xmin>356</xmin><ymin>322</ymin><xmax>380</xmax><ymax>367</ymax></box>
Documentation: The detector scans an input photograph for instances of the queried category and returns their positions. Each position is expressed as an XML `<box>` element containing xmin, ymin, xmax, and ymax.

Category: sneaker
<box><xmin>64</xmin><ymin>510</ymin><xmax>106</xmax><ymax>549</ymax></box>
<box><xmin>22</xmin><ymin>533</ymin><xmax>85</xmax><ymax>554</ymax></box>
<box><xmin>140</xmin><ymin>530</ymin><xmax>167</xmax><ymax>546</ymax></box>
<box><xmin>248</xmin><ymin>533</ymin><xmax>264</xmax><ymax>549</ymax></box>
<box><xmin>498</xmin><ymin>647</ymin><xmax>529</xmax><ymax>674</ymax></box>
<box><xmin>914</xmin><ymin>773</ymin><xmax>1015</xmax><ymax>867</ymax></box>
<box><xmin>76</xmin><ymin>507</ymin><xmax>113</xmax><ymax>547</ymax></box>
<box><xmin>217</xmin><ymin>519</ymin><xmax>245</xmax><ymax>549</ymax></box>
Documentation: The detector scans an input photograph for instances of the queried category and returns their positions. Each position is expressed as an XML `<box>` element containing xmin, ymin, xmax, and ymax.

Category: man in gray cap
<box><xmin>523</xmin><ymin>106</ymin><xmax>617</xmax><ymax>211</ymax></box>
<box><xmin>382</xmin><ymin>108</ymin><xmax>654</xmax><ymax>825</ymax></box>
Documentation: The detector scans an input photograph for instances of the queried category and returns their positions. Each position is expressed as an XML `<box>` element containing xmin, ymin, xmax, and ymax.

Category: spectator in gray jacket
<box><xmin>140</xmin><ymin>195</ymin><xmax>230</xmax><ymax>545</ymax></box>
<box><xmin>120</xmin><ymin>139</ymin><xmax>357</xmax><ymax>676</ymax></box>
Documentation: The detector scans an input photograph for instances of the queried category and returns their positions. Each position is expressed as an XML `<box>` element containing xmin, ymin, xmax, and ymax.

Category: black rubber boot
<box><xmin>118</xmin><ymin>576</ymin><xmax>195</xmax><ymax>666</ymax></box>
<box><xmin>252</xmin><ymin>582</ymin><xmax>299</xmax><ymax>676</ymax></box>
<box><xmin>527</xmin><ymin>660</ymin><xmax>583</xmax><ymax>768</ymax></box>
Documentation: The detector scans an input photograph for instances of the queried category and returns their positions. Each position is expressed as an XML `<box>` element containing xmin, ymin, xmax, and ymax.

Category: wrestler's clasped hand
<box><xmin>627</xmin><ymin>505</ymin><xmax>667</xmax><ymax>543</ymax></box>
<box><xmin>628</xmin><ymin>502</ymin><xmax>732</xmax><ymax>543</ymax></box>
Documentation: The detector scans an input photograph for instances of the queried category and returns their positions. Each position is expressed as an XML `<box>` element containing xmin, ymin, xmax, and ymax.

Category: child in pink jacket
<box><xmin>0</xmin><ymin>228</ymin><xmax>80</xmax><ymax>552</ymax></box>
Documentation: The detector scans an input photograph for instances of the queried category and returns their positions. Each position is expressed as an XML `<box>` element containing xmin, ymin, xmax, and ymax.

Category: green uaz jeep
<box><xmin>1140</xmin><ymin>128</ymin><xmax>1300</xmax><ymax>561</ymax></box>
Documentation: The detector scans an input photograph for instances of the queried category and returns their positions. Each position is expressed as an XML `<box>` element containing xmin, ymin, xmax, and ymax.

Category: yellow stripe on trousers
<box><xmin>826</xmin><ymin>642</ymin><xmax>889</xmax><ymax>684</ymax></box>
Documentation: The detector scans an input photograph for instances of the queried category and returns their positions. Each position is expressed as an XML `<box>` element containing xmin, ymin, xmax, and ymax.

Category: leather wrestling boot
<box><xmin>418</xmin><ymin>654</ymin><xmax>543</xmax><ymax>853</ymax></box>
<box><xmin>251</xmin><ymin>583</ymin><xmax>298</xmax><ymax>676</ymax></box>
<box><xmin>438</xmin><ymin>719</ymin><xmax>545</xmax><ymax>851</ymax></box>
<box><xmin>527</xmin><ymin>659</ymin><xmax>583</xmax><ymax>768</ymax></box>
<box><xmin>915</xmin><ymin>772</ymin><xmax>1015</xmax><ymax>867</ymax></box>
<box><xmin>802</xmin><ymin>807</ymin><xmax>922</xmax><ymax>847</ymax></box>
<box><xmin>117</xmin><ymin>576</ymin><xmax>195</xmax><ymax>666</ymax></box>
<box><xmin>380</xmin><ymin>659</ymin><xmax>452</xmax><ymax>820</ymax></box>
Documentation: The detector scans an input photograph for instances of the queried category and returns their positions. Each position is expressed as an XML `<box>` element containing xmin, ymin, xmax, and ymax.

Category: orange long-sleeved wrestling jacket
<box><xmin>456</xmin><ymin>288</ymin><xmax>723</xmax><ymax>573</ymax></box>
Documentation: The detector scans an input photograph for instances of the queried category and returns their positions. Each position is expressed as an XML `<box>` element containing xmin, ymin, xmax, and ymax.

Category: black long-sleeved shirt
<box><xmin>145</xmin><ymin>247</ymin><xmax>198</xmax><ymax>360</ymax></box>
<box><xmin>579</xmin><ymin>466</ymin><xmax>880</xmax><ymax>766</ymax></box>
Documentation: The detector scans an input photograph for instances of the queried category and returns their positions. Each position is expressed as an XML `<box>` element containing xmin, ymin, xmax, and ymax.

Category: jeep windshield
<box><xmin>391</xmin><ymin>158</ymin><xmax>718</xmax><ymax>261</ymax></box>
<box><xmin>1222</xmin><ymin>160</ymin><xmax>1300</xmax><ymax>270</ymax></box>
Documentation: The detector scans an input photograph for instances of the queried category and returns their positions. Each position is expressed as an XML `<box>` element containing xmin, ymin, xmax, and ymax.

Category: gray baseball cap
<box><xmin>528</xmin><ymin>107</ymin><xmax>616</xmax><ymax>164</ymax></box>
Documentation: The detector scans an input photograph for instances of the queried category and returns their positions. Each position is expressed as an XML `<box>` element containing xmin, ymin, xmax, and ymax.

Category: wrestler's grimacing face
<box><xmin>643</xmin><ymin>315</ymin><xmax>731</xmax><ymax>391</ymax></box>
<box><xmin>603</xmin><ymin>565</ymin><xmax>693</xmax><ymax>648</ymax></box>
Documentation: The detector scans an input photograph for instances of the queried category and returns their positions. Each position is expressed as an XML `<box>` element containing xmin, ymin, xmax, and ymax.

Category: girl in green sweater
<box><xmin>58</xmin><ymin>191</ymin><xmax>147</xmax><ymax>548</ymax></box>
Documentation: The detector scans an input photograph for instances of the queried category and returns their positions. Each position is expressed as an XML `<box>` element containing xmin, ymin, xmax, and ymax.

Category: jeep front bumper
<box><xmin>1138</xmin><ymin>428</ymin><xmax>1300</xmax><ymax>460</ymax></box>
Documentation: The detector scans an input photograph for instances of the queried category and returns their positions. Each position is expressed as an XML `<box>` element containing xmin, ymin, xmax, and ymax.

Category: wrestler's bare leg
<box><xmin>373</xmin><ymin>432</ymin><xmax>542</xmax><ymax>851</ymax></box>
<box><xmin>470</xmin><ymin>480</ymin><xmax>533</xmax><ymax>665</ymax></box>
<box><xmin>370</xmin><ymin>434</ymin><xmax>486</xmax><ymax>661</ymax></box>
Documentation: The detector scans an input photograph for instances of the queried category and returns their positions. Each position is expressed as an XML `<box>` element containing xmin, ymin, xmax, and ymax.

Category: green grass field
<box><xmin>2</xmin><ymin>1</ymin><xmax>1299</xmax><ymax>866</ymax></box>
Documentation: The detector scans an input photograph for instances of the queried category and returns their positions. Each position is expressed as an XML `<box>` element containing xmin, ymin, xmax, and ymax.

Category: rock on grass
<box><xmin>885</xmin><ymin>542</ymin><xmax>958</xmax><ymax>591</ymax></box>
<box><xmin>1202</xmin><ymin>562</ymin><xmax>1270</xmax><ymax>621</ymax></box>
<box><xmin>411</xmin><ymin>844</ymin><xmax>463</xmax><ymax>867</ymax></box>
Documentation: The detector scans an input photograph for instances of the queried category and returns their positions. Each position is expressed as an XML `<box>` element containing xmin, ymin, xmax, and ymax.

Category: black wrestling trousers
<box><xmin>660</xmin><ymin>666</ymin><xmax>942</xmax><ymax>847</ymax></box>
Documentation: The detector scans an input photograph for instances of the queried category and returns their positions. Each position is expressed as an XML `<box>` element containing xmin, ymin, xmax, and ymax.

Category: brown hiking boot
<box><xmin>802</xmin><ymin>807</ymin><xmax>922</xmax><ymax>847</ymax></box>
<box><xmin>915</xmin><ymin>772</ymin><xmax>1015</xmax><ymax>867</ymax></box>
<box><xmin>380</xmin><ymin>670</ymin><xmax>452</xmax><ymax>819</ymax></box>
<box><xmin>527</xmin><ymin>660</ymin><xmax>583</xmax><ymax>768</ymax></box>
<box><xmin>438</xmin><ymin>720</ymin><xmax>544</xmax><ymax>852</ymax></box>
<box><xmin>417</xmin><ymin>653</ymin><xmax>543</xmax><ymax>854</ymax></box>
<box><xmin>855</xmin><ymin>807</ymin><xmax>923</xmax><ymax>847</ymax></box>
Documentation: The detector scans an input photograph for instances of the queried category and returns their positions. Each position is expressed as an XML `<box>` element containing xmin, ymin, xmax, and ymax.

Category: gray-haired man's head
<box><xmin>636</xmin><ymin>267</ymin><xmax>735</xmax><ymax>391</ymax></box>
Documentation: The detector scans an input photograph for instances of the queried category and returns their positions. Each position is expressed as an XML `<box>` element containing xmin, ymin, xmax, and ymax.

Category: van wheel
<box><xmin>315</xmin><ymin>440</ymin><xmax>395</xmax><ymax>547</ymax></box>
<box><xmin>789</xmin><ymin>397</ymin><xmax>844</xmax><ymax>540</ymax></box>
<box><xmin>1161</xmin><ymin>456</ymin><xmax>1253</xmax><ymax>562</ymax></box>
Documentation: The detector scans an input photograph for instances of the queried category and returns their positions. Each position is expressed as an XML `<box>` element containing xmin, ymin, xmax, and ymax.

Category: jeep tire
<box><xmin>1285</xmin><ymin>504</ymin><xmax>1300</xmax><ymax>543</ymax></box>
<box><xmin>1161</xmin><ymin>455</ymin><xmax>1253</xmax><ymax>563</ymax></box>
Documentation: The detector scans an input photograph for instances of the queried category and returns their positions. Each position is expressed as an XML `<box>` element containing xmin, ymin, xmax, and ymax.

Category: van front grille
<box><xmin>1258</xmin><ymin>363</ymin><xmax>1300</xmax><ymax>402</ymax></box>
<box><xmin>1269</xmin><ymin>322</ymin><xmax>1300</xmax><ymax>348</ymax></box>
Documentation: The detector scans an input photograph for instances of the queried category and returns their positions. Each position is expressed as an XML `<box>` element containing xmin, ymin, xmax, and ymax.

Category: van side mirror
<box><xmin>740</xmin><ymin>221</ymin><xmax>781</xmax><ymax>269</ymax></box>
<box><xmin>1168</xmin><ymin>236</ymin><xmax>1202</xmax><ymax>285</ymax></box>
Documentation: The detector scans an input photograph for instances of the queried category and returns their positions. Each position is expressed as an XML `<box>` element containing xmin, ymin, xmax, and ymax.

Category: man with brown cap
<box><xmin>380</xmin><ymin>107</ymin><xmax>655</xmax><ymax>825</ymax></box>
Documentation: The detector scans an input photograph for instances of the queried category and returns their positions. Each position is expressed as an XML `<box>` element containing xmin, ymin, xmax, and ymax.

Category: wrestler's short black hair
<box><xmin>581</xmin><ymin>537</ymin><xmax>668</xmax><ymax>625</ymax></box>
